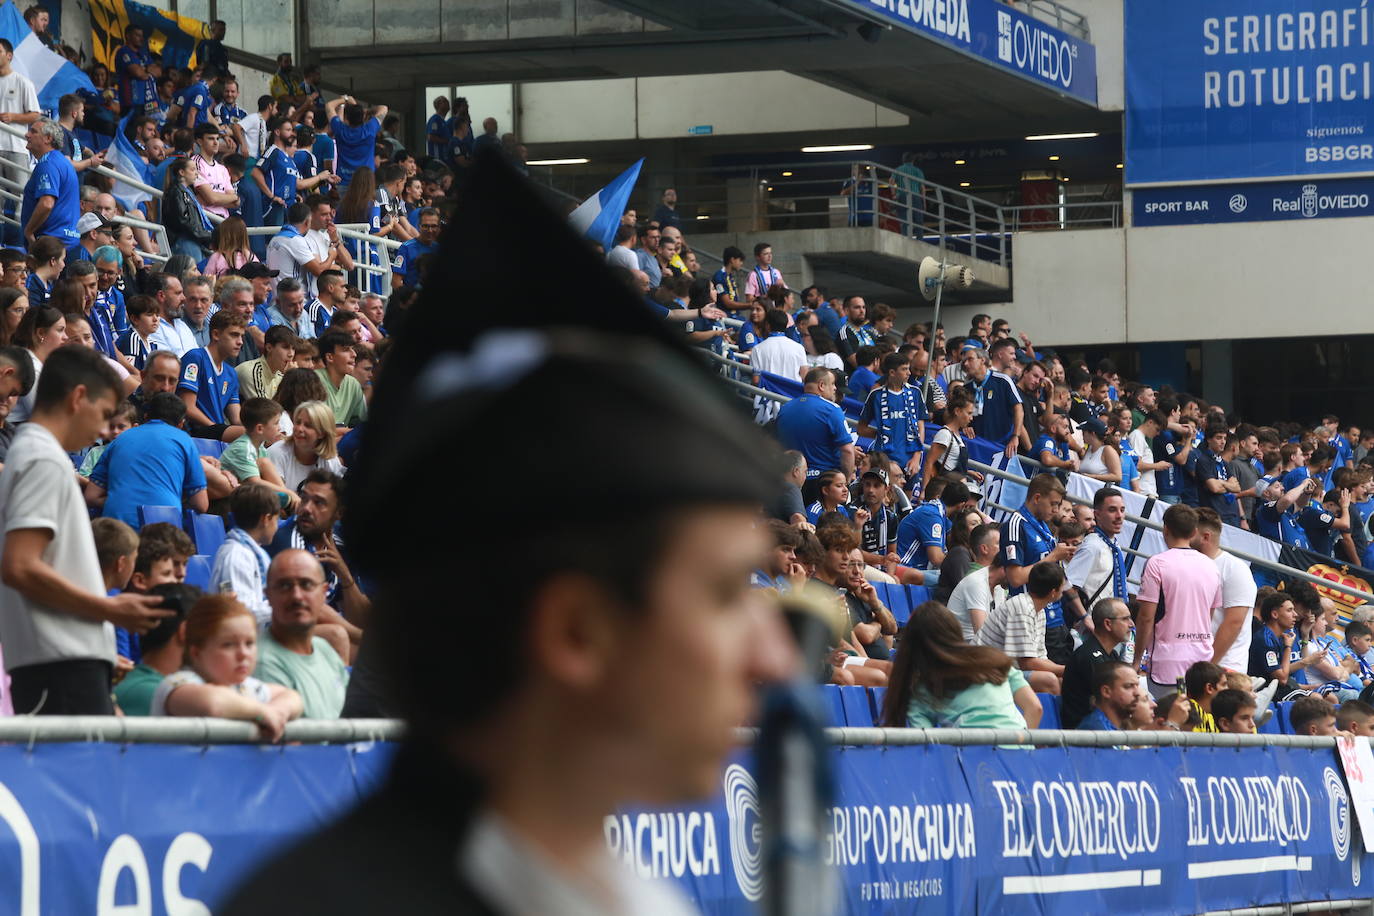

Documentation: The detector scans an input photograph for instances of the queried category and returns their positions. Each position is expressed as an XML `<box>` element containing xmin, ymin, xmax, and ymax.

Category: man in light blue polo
<box><xmin>775</xmin><ymin>367</ymin><xmax>855</xmax><ymax>480</ymax></box>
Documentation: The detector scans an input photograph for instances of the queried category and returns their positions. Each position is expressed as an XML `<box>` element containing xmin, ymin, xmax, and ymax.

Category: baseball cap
<box><xmin>76</xmin><ymin>212</ymin><xmax>108</xmax><ymax>235</ymax></box>
<box><xmin>861</xmin><ymin>467</ymin><xmax>889</xmax><ymax>486</ymax></box>
<box><xmin>236</xmin><ymin>262</ymin><xmax>280</xmax><ymax>279</ymax></box>
<box><xmin>1081</xmin><ymin>418</ymin><xmax>1108</xmax><ymax>437</ymax></box>
<box><xmin>960</xmin><ymin>340</ymin><xmax>985</xmax><ymax>353</ymax></box>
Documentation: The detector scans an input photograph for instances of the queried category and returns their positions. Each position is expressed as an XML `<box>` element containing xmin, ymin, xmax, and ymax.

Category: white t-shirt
<box><xmin>0</xmin><ymin>72</ymin><xmax>38</xmax><ymax>154</ymax></box>
<box><xmin>0</xmin><ymin>423</ymin><xmax>116</xmax><ymax>671</ymax></box>
<box><xmin>605</xmin><ymin>245</ymin><xmax>638</xmax><ymax>272</ymax></box>
<box><xmin>266</xmin><ymin>439</ymin><xmax>344</xmax><ymax>492</ymax></box>
<box><xmin>931</xmin><ymin>426</ymin><xmax>966</xmax><ymax>474</ymax></box>
<box><xmin>947</xmin><ymin>565</ymin><xmax>991</xmax><ymax>643</ymax></box>
<box><xmin>266</xmin><ymin>232</ymin><xmax>319</xmax><ymax>292</ymax></box>
<box><xmin>7</xmin><ymin>349</ymin><xmax>41</xmax><ymax>424</ymax></box>
<box><xmin>750</xmin><ymin>334</ymin><xmax>808</xmax><ymax>382</ymax></box>
<box><xmin>1128</xmin><ymin>428</ymin><xmax>1157</xmax><ymax>496</ymax></box>
<box><xmin>1065</xmin><ymin>530</ymin><xmax>1118</xmax><ymax>605</ymax></box>
<box><xmin>807</xmin><ymin>351</ymin><xmax>845</xmax><ymax>372</ymax></box>
<box><xmin>150</xmin><ymin>669</ymin><xmax>272</xmax><ymax>716</ymax></box>
<box><xmin>239</xmin><ymin>112</ymin><xmax>268</xmax><ymax>159</ymax></box>
<box><xmin>1211</xmin><ymin>549</ymin><xmax>1259</xmax><ymax>673</ymax></box>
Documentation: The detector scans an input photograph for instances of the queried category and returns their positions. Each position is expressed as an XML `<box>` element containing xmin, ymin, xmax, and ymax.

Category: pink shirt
<box><xmin>1137</xmin><ymin>547</ymin><xmax>1222</xmax><ymax>684</ymax></box>
<box><xmin>193</xmin><ymin>155</ymin><xmax>235</xmax><ymax>219</ymax></box>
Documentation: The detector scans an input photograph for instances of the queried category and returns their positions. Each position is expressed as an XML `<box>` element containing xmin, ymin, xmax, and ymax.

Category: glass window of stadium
<box><xmin>425</xmin><ymin>83</ymin><xmax>514</xmax><ymax>135</ymax></box>
<box><xmin>181</xmin><ymin>0</ymin><xmax>295</xmax><ymax>58</ymax></box>
<box><xmin>178</xmin><ymin>0</ymin><xmax>210</xmax><ymax>22</ymax></box>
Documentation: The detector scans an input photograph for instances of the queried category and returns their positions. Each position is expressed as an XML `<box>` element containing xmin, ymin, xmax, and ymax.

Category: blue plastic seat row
<box><xmin>873</xmin><ymin>582</ymin><xmax>931</xmax><ymax>628</ymax></box>
<box><xmin>813</xmin><ymin>688</ymin><xmax>1310</xmax><ymax>734</ymax></box>
<box><xmin>135</xmin><ymin>506</ymin><xmax>227</xmax><ymax>557</ymax></box>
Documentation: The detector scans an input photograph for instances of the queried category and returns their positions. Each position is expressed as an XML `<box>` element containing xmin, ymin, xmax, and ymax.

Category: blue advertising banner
<box><xmin>0</xmin><ymin>742</ymin><xmax>394</xmax><ymax>913</ymax></box>
<box><xmin>616</xmin><ymin>743</ymin><xmax>1374</xmax><ymax>915</ymax></box>
<box><xmin>1126</xmin><ymin>0</ymin><xmax>1374</xmax><ymax>185</ymax></box>
<box><xmin>0</xmin><ymin>740</ymin><xmax>1365</xmax><ymax>914</ymax></box>
<box><xmin>1133</xmin><ymin>176</ymin><xmax>1374</xmax><ymax>226</ymax></box>
<box><xmin>843</xmin><ymin>0</ymin><xmax>1098</xmax><ymax>104</ymax></box>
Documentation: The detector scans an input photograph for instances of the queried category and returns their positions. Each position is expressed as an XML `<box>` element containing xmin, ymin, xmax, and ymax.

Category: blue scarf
<box><xmin>875</xmin><ymin>385</ymin><xmax>923</xmax><ymax>448</ymax></box>
<box><xmin>968</xmin><ymin>371</ymin><xmax>991</xmax><ymax>412</ymax></box>
<box><xmin>1092</xmin><ymin>525</ymin><xmax>1127</xmax><ymax>600</ymax></box>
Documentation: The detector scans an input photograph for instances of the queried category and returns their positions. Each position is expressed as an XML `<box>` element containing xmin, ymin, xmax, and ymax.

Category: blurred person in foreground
<box><xmin>223</xmin><ymin>148</ymin><xmax>796</xmax><ymax>913</ymax></box>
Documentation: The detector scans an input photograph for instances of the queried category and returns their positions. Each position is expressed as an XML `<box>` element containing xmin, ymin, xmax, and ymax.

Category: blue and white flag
<box><xmin>106</xmin><ymin>111</ymin><xmax>154</xmax><ymax>212</ymax></box>
<box><xmin>0</xmin><ymin>0</ymin><xmax>94</xmax><ymax>115</ymax></box>
<box><xmin>568</xmin><ymin>158</ymin><xmax>642</xmax><ymax>251</ymax></box>
<box><xmin>980</xmin><ymin>452</ymin><xmax>1026</xmax><ymax>523</ymax></box>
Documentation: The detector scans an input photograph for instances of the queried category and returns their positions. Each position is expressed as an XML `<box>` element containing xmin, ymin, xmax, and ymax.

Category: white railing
<box><xmin>702</xmin><ymin>348</ymin><xmax>1374</xmax><ymax>607</ymax></box>
<box><xmin>0</xmin><ymin>122</ymin><xmax>398</xmax><ymax>295</ymax></box>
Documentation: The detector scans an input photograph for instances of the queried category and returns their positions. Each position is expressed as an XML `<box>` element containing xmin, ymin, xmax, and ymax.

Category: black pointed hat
<box><xmin>344</xmin><ymin>150</ymin><xmax>781</xmax><ymax>578</ymax></box>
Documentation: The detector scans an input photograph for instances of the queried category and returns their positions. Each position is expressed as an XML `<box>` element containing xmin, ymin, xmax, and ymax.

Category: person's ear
<box><xmin>526</xmin><ymin>573</ymin><xmax>622</xmax><ymax>691</ymax></box>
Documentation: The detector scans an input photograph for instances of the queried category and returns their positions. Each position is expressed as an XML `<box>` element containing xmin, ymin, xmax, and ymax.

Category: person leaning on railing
<box><xmin>161</xmin><ymin>154</ymin><xmax>212</xmax><ymax>260</ymax></box>
<box><xmin>150</xmin><ymin>594</ymin><xmax>303</xmax><ymax>741</ymax></box>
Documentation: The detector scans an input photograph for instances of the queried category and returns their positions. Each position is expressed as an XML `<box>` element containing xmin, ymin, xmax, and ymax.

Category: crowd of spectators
<box><xmin>669</xmin><ymin>224</ymin><xmax>1374</xmax><ymax>736</ymax></box>
<box><xmin>0</xmin><ymin>13</ymin><xmax>1369</xmax><ymax>743</ymax></box>
<box><xmin>0</xmin><ymin>23</ymin><xmax>445</xmax><ymax>726</ymax></box>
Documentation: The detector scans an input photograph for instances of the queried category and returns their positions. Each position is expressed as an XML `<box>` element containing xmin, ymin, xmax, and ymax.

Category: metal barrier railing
<box><xmin>6</xmin><ymin>715</ymin><xmax>1374</xmax><ymax>749</ymax></box>
<box><xmin>0</xmin><ymin>122</ymin><xmax>399</xmax><ymax>297</ymax></box>
<box><xmin>1019</xmin><ymin>0</ymin><xmax>1091</xmax><ymax>40</ymax></box>
<box><xmin>539</xmin><ymin>159</ymin><xmax>1016</xmax><ymax>267</ymax></box>
<box><xmin>703</xmin><ymin>348</ymin><xmax>1374</xmax><ymax>607</ymax></box>
<box><xmin>1003</xmin><ymin>199</ymin><xmax>1122</xmax><ymax>231</ymax></box>
<box><xmin>0</xmin><ymin>716</ymin><xmax>402</xmax><ymax>744</ymax></box>
<box><xmin>245</xmin><ymin>221</ymin><xmax>400</xmax><ymax>296</ymax></box>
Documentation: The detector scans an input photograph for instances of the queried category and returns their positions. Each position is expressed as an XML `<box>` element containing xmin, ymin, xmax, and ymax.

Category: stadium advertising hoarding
<box><xmin>1132</xmin><ymin>176</ymin><xmax>1374</xmax><ymax>226</ymax></box>
<box><xmin>844</xmin><ymin>0</ymin><xmax>1098</xmax><ymax>105</ymax></box>
<box><xmin>1127</xmin><ymin>0</ymin><xmax>1374</xmax><ymax>186</ymax></box>
<box><xmin>0</xmin><ymin>741</ymin><xmax>1367</xmax><ymax>913</ymax></box>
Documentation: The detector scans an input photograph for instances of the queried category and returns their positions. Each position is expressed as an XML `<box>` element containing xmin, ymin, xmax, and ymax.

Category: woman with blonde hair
<box><xmin>150</xmin><ymin>594</ymin><xmax>303</xmax><ymax>742</ymax></box>
<box><xmin>204</xmin><ymin>215</ymin><xmax>259</xmax><ymax>276</ymax></box>
<box><xmin>266</xmin><ymin>399</ymin><xmax>344</xmax><ymax>490</ymax></box>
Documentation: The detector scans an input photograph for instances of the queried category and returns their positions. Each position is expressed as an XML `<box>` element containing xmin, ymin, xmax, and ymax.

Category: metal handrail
<box><xmin>547</xmin><ymin>158</ymin><xmax>1016</xmax><ymax>266</ymax></box>
<box><xmin>969</xmin><ymin>454</ymin><xmax>1374</xmax><ymax>606</ymax></box>
<box><xmin>1019</xmin><ymin>0</ymin><xmax>1092</xmax><ymax>41</ymax></box>
<box><xmin>701</xmin><ymin>350</ymin><xmax>1374</xmax><ymax>605</ymax></box>
<box><xmin>0</xmin><ymin>716</ymin><xmax>403</xmax><ymax>744</ymax></box>
<box><xmin>1002</xmin><ymin>200</ymin><xmax>1123</xmax><ymax>231</ymax></box>
<box><xmin>1</xmin><ymin>715</ymin><xmax>1368</xmax><ymax>748</ymax></box>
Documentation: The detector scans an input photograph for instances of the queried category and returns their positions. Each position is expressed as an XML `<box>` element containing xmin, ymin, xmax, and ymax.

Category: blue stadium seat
<box><xmin>137</xmin><ymin>505</ymin><xmax>181</xmax><ymax>528</ymax></box>
<box><xmin>820</xmin><ymin>684</ymin><xmax>847</xmax><ymax>726</ymax></box>
<box><xmin>907</xmin><ymin>585</ymin><xmax>931</xmax><ymax>608</ymax></box>
<box><xmin>184</xmin><ymin>555</ymin><xmax>212</xmax><ymax>590</ymax></box>
<box><xmin>876</xmin><ymin>583</ymin><xmax>913</xmax><ymax>627</ymax></box>
<box><xmin>1035</xmin><ymin>693</ymin><xmax>1062</xmax><ymax>729</ymax></box>
<box><xmin>1273</xmin><ymin>701</ymin><xmax>1294</xmax><ymax>735</ymax></box>
<box><xmin>839</xmin><ymin>685</ymin><xmax>874</xmax><ymax>726</ymax></box>
<box><xmin>868</xmin><ymin>687</ymin><xmax>887</xmax><ymax>726</ymax></box>
<box><xmin>184</xmin><ymin>512</ymin><xmax>227</xmax><ymax>557</ymax></box>
<box><xmin>193</xmin><ymin>439</ymin><xmax>227</xmax><ymax>459</ymax></box>
<box><xmin>1256</xmin><ymin>704</ymin><xmax>1283</xmax><ymax>734</ymax></box>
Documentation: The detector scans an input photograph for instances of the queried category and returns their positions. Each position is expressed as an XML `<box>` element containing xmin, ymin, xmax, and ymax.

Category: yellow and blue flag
<box><xmin>89</xmin><ymin>0</ymin><xmax>209</xmax><ymax>72</ymax></box>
